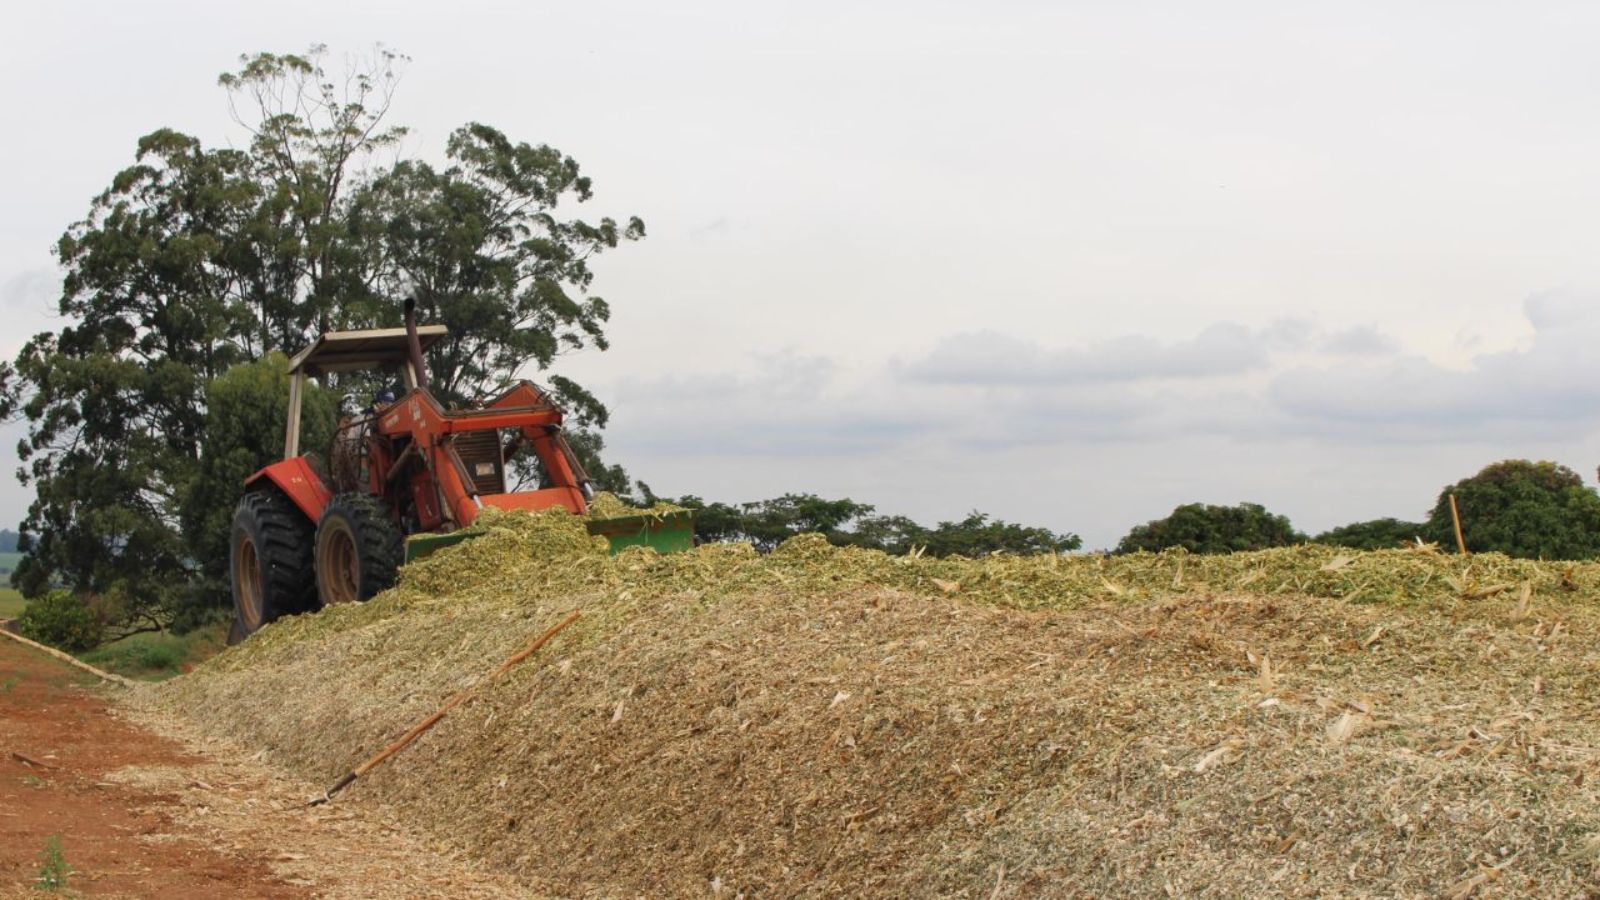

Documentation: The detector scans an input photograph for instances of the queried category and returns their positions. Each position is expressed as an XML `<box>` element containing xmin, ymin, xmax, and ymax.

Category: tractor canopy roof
<box><xmin>286</xmin><ymin>325</ymin><xmax>449</xmax><ymax>377</ymax></box>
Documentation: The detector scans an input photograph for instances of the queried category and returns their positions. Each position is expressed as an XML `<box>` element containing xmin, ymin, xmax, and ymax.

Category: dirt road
<box><xmin>0</xmin><ymin>636</ymin><xmax>532</xmax><ymax>898</ymax></box>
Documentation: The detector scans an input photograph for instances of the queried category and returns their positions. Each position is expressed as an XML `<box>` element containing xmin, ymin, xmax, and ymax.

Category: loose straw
<box><xmin>310</xmin><ymin>609</ymin><xmax>580</xmax><ymax>805</ymax></box>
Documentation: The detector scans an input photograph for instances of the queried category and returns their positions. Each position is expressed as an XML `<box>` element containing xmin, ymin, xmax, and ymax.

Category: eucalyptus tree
<box><xmin>1425</xmin><ymin>460</ymin><xmax>1600</xmax><ymax>559</ymax></box>
<box><xmin>1</xmin><ymin>46</ymin><xmax>643</xmax><ymax>630</ymax></box>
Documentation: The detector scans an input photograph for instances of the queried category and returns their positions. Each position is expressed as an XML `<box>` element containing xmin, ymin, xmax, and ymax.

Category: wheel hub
<box><xmin>233</xmin><ymin>533</ymin><xmax>264</xmax><ymax>629</ymax></box>
<box><xmin>317</xmin><ymin>519</ymin><xmax>361</xmax><ymax>606</ymax></box>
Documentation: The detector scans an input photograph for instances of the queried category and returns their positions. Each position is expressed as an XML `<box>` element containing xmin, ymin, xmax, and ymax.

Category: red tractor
<box><xmin>228</xmin><ymin>301</ymin><xmax>686</xmax><ymax>641</ymax></box>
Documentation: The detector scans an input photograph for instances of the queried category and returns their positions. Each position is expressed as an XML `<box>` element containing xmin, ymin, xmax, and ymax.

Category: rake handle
<box><xmin>317</xmin><ymin>609</ymin><xmax>581</xmax><ymax>802</ymax></box>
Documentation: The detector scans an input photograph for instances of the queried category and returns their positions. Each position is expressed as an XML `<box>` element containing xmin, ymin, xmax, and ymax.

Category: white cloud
<box><xmin>613</xmin><ymin>300</ymin><xmax>1600</xmax><ymax>467</ymax></box>
<box><xmin>590</xmin><ymin>297</ymin><xmax>1600</xmax><ymax>547</ymax></box>
<box><xmin>900</xmin><ymin>322</ymin><xmax>1270</xmax><ymax>386</ymax></box>
<box><xmin>1320</xmin><ymin>325</ymin><xmax>1397</xmax><ymax>357</ymax></box>
<box><xmin>603</xmin><ymin>351</ymin><xmax>939</xmax><ymax>457</ymax></box>
<box><xmin>1</xmin><ymin>269</ymin><xmax>52</xmax><ymax>309</ymax></box>
<box><xmin>1269</xmin><ymin>289</ymin><xmax>1600</xmax><ymax>439</ymax></box>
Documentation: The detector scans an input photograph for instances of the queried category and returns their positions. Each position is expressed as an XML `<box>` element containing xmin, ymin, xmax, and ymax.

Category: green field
<box><xmin>0</xmin><ymin>586</ymin><xmax>24</xmax><ymax>619</ymax></box>
<box><xmin>0</xmin><ymin>582</ymin><xmax>227</xmax><ymax>680</ymax></box>
<box><xmin>79</xmin><ymin>621</ymin><xmax>230</xmax><ymax>681</ymax></box>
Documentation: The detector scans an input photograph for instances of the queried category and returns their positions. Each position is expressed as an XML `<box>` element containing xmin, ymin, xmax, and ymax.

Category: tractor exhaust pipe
<box><xmin>404</xmin><ymin>297</ymin><xmax>431</xmax><ymax>392</ymax></box>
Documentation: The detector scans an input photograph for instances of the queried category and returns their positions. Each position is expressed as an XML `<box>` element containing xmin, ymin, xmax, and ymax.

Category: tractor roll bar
<box><xmin>404</xmin><ymin>297</ymin><xmax>432</xmax><ymax>392</ymax></box>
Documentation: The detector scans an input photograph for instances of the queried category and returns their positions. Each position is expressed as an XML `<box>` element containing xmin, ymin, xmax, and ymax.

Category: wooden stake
<box><xmin>310</xmin><ymin>609</ymin><xmax>581</xmax><ymax>805</ymax></box>
<box><xmin>0</xmin><ymin>627</ymin><xmax>136</xmax><ymax>688</ymax></box>
<box><xmin>10</xmin><ymin>751</ymin><xmax>59</xmax><ymax>770</ymax></box>
<box><xmin>1449</xmin><ymin>493</ymin><xmax>1469</xmax><ymax>557</ymax></box>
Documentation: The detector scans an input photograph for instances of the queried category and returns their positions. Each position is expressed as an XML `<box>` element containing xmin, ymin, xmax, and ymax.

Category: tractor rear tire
<box><xmin>314</xmin><ymin>494</ymin><xmax>403</xmax><ymax>607</ymax></box>
<box><xmin>230</xmin><ymin>489</ymin><xmax>317</xmax><ymax>640</ymax></box>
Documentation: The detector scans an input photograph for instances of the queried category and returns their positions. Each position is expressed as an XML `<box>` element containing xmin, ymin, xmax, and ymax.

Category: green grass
<box><xmin>34</xmin><ymin>834</ymin><xmax>72</xmax><ymax>892</ymax></box>
<box><xmin>78</xmin><ymin>621</ymin><xmax>230</xmax><ymax>681</ymax></box>
<box><xmin>0</xmin><ymin>582</ymin><xmax>227</xmax><ymax>680</ymax></box>
<box><xmin>0</xmin><ymin>586</ymin><xmax>25</xmax><ymax>620</ymax></box>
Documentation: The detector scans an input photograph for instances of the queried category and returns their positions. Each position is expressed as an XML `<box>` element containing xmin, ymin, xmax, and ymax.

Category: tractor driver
<box><xmin>365</xmin><ymin>387</ymin><xmax>398</xmax><ymax>418</ymax></box>
<box><xmin>331</xmin><ymin>386</ymin><xmax>399</xmax><ymax>491</ymax></box>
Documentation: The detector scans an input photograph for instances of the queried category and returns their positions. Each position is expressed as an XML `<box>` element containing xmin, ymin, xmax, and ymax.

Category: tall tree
<box><xmin>353</xmin><ymin>125</ymin><xmax>643</xmax><ymax>407</ymax></box>
<box><xmin>177</xmin><ymin>354</ymin><xmax>340</xmax><ymax>608</ymax></box>
<box><xmin>4</xmin><ymin>129</ymin><xmax>256</xmax><ymax>604</ymax></box>
<box><xmin>915</xmin><ymin>512</ymin><xmax>1081</xmax><ymax>557</ymax></box>
<box><xmin>348</xmin><ymin>123</ymin><xmax>644</xmax><ymax>488</ymax></box>
<box><xmin>2</xmin><ymin>45</ymin><xmax>644</xmax><ymax>629</ymax></box>
<box><xmin>218</xmin><ymin>45</ymin><xmax>409</xmax><ymax>342</ymax></box>
<box><xmin>1424</xmin><ymin>460</ymin><xmax>1600</xmax><ymax>560</ymax></box>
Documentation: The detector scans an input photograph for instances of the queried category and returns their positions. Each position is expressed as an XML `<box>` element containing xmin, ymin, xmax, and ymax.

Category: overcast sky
<box><xmin>6</xmin><ymin>1</ymin><xmax>1600</xmax><ymax>549</ymax></box>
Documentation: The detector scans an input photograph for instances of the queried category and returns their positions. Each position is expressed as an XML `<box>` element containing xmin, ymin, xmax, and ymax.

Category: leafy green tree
<box><xmin>668</xmin><ymin>496</ymin><xmax>746</xmax><ymax>544</ymax></box>
<box><xmin>669</xmin><ymin>493</ymin><xmax>874</xmax><ymax>550</ymax></box>
<box><xmin>917</xmin><ymin>512</ymin><xmax>1081</xmax><ymax>557</ymax></box>
<box><xmin>16</xmin><ymin>590</ymin><xmax>103</xmax><ymax>652</ymax></box>
<box><xmin>352</xmin><ymin>126</ymin><xmax>642</xmax><ymax>406</ymax></box>
<box><xmin>1116</xmin><ymin>502</ymin><xmax>1304</xmax><ymax>554</ymax></box>
<box><xmin>2</xmin><ymin>45</ymin><xmax>643</xmax><ymax>631</ymax></box>
<box><xmin>4</xmin><ymin>125</ymin><xmax>279</xmax><ymax>611</ymax></box>
<box><xmin>178</xmin><ymin>354</ymin><xmax>339</xmax><ymax>603</ymax></box>
<box><xmin>1314</xmin><ymin>518</ymin><xmax>1426</xmax><ymax>550</ymax></box>
<box><xmin>217</xmin><ymin>45</ymin><xmax>410</xmax><ymax>340</ymax></box>
<box><xmin>1424</xmin><ymin>460</ymin><xmax>1600</xmax><ymax>559</ymax></box>
<box><xmin>668</xmin><ymin>493</ymin><xmax>1079</xmax><ymax>557</ymax></box>
<box><xmin>6</xmin><ymin>336</ymin><xmax>201</xmax><ymax>605</ymax></box>
<box><xmin>731</xmin><ymin>494</ymin><xmax>876</xmax><ymax>552</ymax></box>
<box><xmin>836</xmin><ymin>514</ymin><xmax>928</xmax><ymax>555</ymax></box>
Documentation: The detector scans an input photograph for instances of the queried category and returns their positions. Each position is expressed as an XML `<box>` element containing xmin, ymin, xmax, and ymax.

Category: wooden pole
<box><xmin>1449</xmin><ymin>493</ymin><xmax>1469</xmax><ymax>557</ymax></box>
<box><xmin>311</xmin><ymin>609</ymin><xmax>580</xmax><ymax>805</ymax></box>
<box><xmin>0</xmin><ymin>627</ymin><xmax>136</xmax><ymax>688</ymax></box>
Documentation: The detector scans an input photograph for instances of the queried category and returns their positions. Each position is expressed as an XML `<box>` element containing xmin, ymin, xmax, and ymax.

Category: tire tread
<box><xmin>231</xmin><ymin>489</ymin><xmax>316</xmax><ymax>640</ymax></box>
<box><xmin>316</xmin><ymin>493</ymin><xmax>403</xmax><ymax>604</ymax></box>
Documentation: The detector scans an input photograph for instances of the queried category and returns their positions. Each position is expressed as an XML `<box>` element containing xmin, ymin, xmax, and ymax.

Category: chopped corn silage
<box><xmin>147</xmin><ymin>510</ymin><xmax>1600</xmax><ymax>897</ymax></box>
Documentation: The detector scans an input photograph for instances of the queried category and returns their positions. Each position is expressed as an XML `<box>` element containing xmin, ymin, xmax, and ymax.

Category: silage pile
<box><xmin>151</xmin><ymin>509</ymin><xmax>1600</xmax><ymax>897</ymax></box>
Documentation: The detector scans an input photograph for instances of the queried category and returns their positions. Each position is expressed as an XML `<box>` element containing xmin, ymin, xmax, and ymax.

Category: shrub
<box><xmin>99</xmin><ymin>640</ymin><xmax>183</xmax><ymax>672</ymax></box>
<box><xmin>1117</xmin><ymin>502</ymin><xmax>1304</xmax><ymax>554</ymax></box>
<box><xmin>82</xmin><ymin>639</ymin><xmax>184</xmax><ymax>674</ymax></box>
<box><xmin>1424</xmin><ymin>460</ymin><xmax>1600</xmax><ymax>559</ymax></box>
<box><xmin>16</xmin><ymin>591</ymin><xmax>103</xmax><ymax>651</ymax></box>
<box><xmin>34</xmin><ymin>834</ymin><xmax>71</xmax><ymax>892</ymax></box>
<box><xmin>1314</xmin><ymin>518</ymin><xmax>1427</xmax><ymax>551</ymax></box>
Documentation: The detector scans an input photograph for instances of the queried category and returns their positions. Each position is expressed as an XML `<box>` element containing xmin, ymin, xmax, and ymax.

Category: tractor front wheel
<box><xmin>230</xmin><ymin>489</ymin><xmax>316</xmax><ymax>641</ymax></box>
<box><xmin>314</xmin><ymin>494</ymin><xmax>403</xmax><ymax>607</ymax></box>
